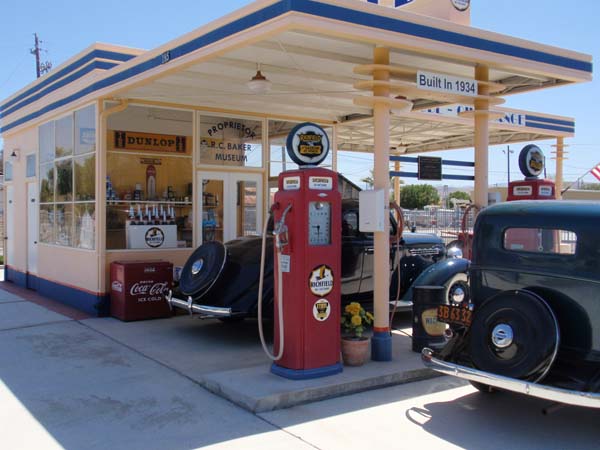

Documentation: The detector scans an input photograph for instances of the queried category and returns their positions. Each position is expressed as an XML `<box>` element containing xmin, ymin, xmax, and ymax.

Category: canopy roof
<box><xmin>1</xmin><ymin>0</ymin><xmax>591</xmax><ymax>152</ymax></box>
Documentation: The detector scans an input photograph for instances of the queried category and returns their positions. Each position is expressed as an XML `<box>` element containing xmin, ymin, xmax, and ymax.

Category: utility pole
<box><xmin>503</xmin><ymin>145</ymin><xmax>514</xmax><ymax>185</ymax></box>
<box><xmin>30</xmin><ymin>33</ymin><xmax>52</xmax><ymax>78</ymax></box>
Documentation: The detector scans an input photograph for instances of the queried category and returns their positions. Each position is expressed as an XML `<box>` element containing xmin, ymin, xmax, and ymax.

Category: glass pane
<box><xmin>236</xmin><ymin>181</ymin><xmax>258</xmax><ymax>237</ymax></box>
<box><xmin>202</xmin><ymin>179</ymin><xmax>224</xmax><ymax>243</ymax></box>
<box><xmin>55</xmin><ymin>115</ymin><xmax>74</xmax><ymax>158</ymax></box>
<box><xmin>105</xmin><ymin>152</ymin><xmax>193</xmax><ymax>250</ymax></box>
<box><xmin>74</xmin><ymin>154</ymin><xmax>95</xmax><ymax>201</ymax></box>
<box><xmin>40</xmin><ymin>163</ymin><xmax>55</xmax><ymax>203</ymax></box>
<box><xmin>75</xmin><ymin>105</ymin><xmax>96</xmax><ymax>155</ymax></box>
<box><xmin>55</xmin><ymin>203</ymin><xmax>73</xmax><ymax>246</ymax></box>
<box><xmin>39</xmin><ymin>122</ymin><xmax>55</xmax><ymax>163</ymax></box>
<box><xmin>199</xmin><ymin>115</ymin><xmax>263</xmax><ymax>167</ymax></box>
<box><xmin>74</xmin><ymin>203</ymin><xmax>95</xmax><ymax>249</ymax></box>
<box><xmin>56</xmin><ymin>159</ymin><xmax>73</xmax><ymax>202</ymax></box>
<box><xmin>40</xmin><ymin>204</ymin><xmax>55</xmax><ymax>243</ymax></box>
<box><xmin>504</xmin><ymin>228</ymin><xmax>576</xmax><ymax>255</ymax></box>
<box><xmin>4</xmin><ymin>161</ymin><xmax>13</xmax><ymax>181</ymax></box>
<box><xmin>26</xmin><ymin>154</ymin><xmax>36</xmax><ymax>177</ymax></box>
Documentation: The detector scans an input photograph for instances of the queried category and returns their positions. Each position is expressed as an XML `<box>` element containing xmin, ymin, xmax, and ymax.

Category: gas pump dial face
<box><xmin>308</xmin><ymin>201</ymin><xmax>331</xmax><ymax>246</ymax></box>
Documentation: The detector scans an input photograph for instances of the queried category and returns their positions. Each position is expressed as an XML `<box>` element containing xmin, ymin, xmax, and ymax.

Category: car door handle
<box><xmin>365</xmin><ymin>248</ymin><xmax>374</xmax><ymax>254</ymax></box>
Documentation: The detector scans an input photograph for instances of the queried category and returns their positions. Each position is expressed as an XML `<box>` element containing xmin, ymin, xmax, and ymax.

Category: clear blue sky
<box><xmin>1</xmin><ymin>0</ymin><xmax>598</xmax><ymax>189</ymax></box>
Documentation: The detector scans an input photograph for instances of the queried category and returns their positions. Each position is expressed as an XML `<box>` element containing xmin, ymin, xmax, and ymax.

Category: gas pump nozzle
<box><xmin>273</xmin><ymin>203</ymin><xmax>292</xmax><ymax>250</ymax></box>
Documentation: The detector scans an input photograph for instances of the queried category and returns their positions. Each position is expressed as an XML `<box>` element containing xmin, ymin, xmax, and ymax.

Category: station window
<box><xmin>106</xmin><ymin>105</ymin><xmax>193</xmax><ymax>250</ymax></box>
<box><xmin>38</xmin><ymin>104</ymin><xmax>96</xmax><ymax>249</ymax></box>
<box><xmin>198</xmin><ymin>114</ymin><xmax>263</xmax><ymax>168</ymax></box>
<box><xmin>504</xmin><ymin>228</ymin><xmax>576</xmax><ymax>255</ymax></box>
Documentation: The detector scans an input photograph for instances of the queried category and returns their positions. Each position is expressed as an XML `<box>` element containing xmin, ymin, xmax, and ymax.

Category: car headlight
<box><xmin>447</xmin><ymin>246</ymin><xmax>463</xmax><ymax>259</ymax></box>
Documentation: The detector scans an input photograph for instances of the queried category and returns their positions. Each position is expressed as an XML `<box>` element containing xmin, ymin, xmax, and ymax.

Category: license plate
<box><xmin>438</xmin><ymin>304</ymin><xmax>473</xmax><ymax>327</ymax></box>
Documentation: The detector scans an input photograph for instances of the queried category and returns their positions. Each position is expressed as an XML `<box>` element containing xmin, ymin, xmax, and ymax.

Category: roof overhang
<box><xmin>1</xmin><ymin>0</ymin><xmax>592</xmax><ymax>152</ymax></box>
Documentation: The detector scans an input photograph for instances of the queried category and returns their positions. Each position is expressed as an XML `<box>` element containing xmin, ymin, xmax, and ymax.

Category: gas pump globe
<box><xmin>264</xmin><ymin>122</ymin><xmax>343</xmax><ymax>380</ymax></box>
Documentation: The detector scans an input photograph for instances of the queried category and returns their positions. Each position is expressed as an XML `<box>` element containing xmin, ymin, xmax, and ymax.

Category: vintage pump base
<box><xmin>271</xmin><ymin>362</ymin><xmax>343</xmax><ymax>380</ymax></box>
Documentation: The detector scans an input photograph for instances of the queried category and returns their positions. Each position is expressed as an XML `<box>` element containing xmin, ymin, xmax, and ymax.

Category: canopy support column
<box><xmin>474</xmin><ymin>65</ymin><xmax>490</xmax><ymax>208</ymax></box>
<box><xmin>372</xmin><ymin>47</ymin><xmax>392</xmax><ymax>361</ymax></box>
<box><xmin>554</xmin><ymin>137</ymin><xmax>565</xmax><ymax>199</ymax></box>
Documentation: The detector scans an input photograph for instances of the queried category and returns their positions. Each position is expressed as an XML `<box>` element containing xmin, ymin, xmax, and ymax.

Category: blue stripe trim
<box><xmin>390</xmin><ymin>155</ymin><xmax>474</xmax><ymax>167</ymax></box>
<box><xmin>524</xmin><ymin>121</ymin><xmax>575</xmax><ymax>133</ymax></box>
<box><xmin>292</xmin><ymin>0</ymin><xmax>591</xmax><ymax>73</ymax></box>
<box><xmin>5</xmin><ymin>267</ymin><xmax>109</xmax><ymax>316</ymax></box>
<box><xmin>524</xmin><ymin>115</ymin><xmax>575</xmax><ymax>127</ymax></box>
<box><xmin>0</xmin><ymin>61</ymin><xmax>117</xmax><ymax>119</ymax></box>
<box><xmin>0</xmin><ymin>0</ymin><xmax>591</xmax><ymax>132</ymax></box>
<box><xmin>1</xmin><ymin>49</ymin><xmax>135</xmax><ymax>112</ymax></box>
<box><xmin>390</xmin><ymin>171</ymin><xmax>474</xmax><ymax>181</ymax></box>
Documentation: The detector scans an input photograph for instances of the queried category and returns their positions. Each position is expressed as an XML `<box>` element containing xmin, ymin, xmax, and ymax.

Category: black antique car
<box><xmin>166</xmin><ymin>198</ymin><xmax>462</xmax><ymax>320</ymax></box>
<box><xmin>423</xmin><ymin>201</ymin><xmax>600</xmax><ymax>408</ymax></box>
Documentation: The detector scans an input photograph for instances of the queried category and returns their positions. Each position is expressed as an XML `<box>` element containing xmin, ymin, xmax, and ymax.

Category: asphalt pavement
<box><xmin>1</xmin><ymin>278</ymin><xmax>599</xmax><ymax>450</ymax></box>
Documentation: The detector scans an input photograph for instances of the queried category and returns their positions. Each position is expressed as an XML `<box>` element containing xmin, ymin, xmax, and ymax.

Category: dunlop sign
<box><xmin>112</xmin><ymin>131</ymin><xmax>190</xmax><ymax>154</ymax></box>
<box><xmin>286</xmin><ymin>122</ymin><xmax>330</xmax><ymax>167</ymax></box>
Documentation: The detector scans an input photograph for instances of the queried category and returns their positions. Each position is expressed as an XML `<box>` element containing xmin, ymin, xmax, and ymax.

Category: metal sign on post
<box><xmin>418</xmin><ymin>156</ymin><xmax>443</xmax><ymax>180</ymax></box>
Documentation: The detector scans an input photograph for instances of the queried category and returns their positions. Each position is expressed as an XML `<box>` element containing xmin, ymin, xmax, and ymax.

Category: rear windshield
<box><xmin>503</xmin><ymin>228</ymin><xmax>576</xmax><ymax>255</ymax></box>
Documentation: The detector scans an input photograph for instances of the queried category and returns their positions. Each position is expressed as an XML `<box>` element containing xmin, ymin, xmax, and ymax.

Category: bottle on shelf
<box><xmin>128</xmin><ymin>206</ymin><xmax>137</xmax><ymax>225</ymax></box>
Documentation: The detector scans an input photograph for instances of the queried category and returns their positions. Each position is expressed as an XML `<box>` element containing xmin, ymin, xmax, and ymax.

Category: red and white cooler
<box><xmin>110</xmin><ymin>261</ymin><xmax>173</xmax><ymax>321</ymax></box>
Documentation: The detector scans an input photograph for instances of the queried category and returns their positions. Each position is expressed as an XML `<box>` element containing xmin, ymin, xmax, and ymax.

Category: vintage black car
<box><xmin>166</xmin><ymin>199</ymin><xmax>459</xmax><ymax>320</ymax></box>
<box><xmin>423</xmin><ymin>201</ymin><xmax>600</xmax><ymax>408</ymax></box>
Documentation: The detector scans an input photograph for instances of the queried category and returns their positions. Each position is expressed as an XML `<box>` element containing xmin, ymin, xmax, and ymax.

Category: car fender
<box><xmin>402</xmin><ymin>258</ymin><xmax>470</xmax><ymax>302</ymax></box>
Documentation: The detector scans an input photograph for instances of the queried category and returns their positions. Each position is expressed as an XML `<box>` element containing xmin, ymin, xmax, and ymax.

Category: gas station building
<box><xmin>0</xmin><ymin>0</ymin><xmax>592</xmax><ymax>355</ymax></box>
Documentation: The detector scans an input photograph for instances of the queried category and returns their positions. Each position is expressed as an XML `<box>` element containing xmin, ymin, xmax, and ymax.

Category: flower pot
<box><xmin>341</xmin><ymin>337</ymin><xmax>370</xmax><ymax>366</ymax></box>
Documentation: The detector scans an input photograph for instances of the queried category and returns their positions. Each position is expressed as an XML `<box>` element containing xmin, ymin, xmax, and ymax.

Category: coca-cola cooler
<box><xmin>110</xmin><ymin>261</ymin><xmax>173</xmax><ymax>321</ymax></box>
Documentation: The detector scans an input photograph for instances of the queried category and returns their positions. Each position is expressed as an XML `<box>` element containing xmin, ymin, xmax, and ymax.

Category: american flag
<box><xmin>592</xmin><ymin>163</ymin><xmax>600</xmax><ymax>182</ymax></box>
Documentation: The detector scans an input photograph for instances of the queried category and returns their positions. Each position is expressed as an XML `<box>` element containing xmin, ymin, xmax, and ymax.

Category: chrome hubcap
<box><xmin>191</xmin><ymin>259</ymin><xmax>204</xmax><ymax>275</ymax></box>
<box><xmin>491</xmin><ymin>324</ymin><xmax>514</xmax><ymax>349</ymax></box>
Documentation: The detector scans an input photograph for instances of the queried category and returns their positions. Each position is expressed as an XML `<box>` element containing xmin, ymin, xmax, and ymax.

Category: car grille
<box><xmin>408</xmin><ymin>247</ymin><xmax>442</xmax><ymax>257</ymax></box>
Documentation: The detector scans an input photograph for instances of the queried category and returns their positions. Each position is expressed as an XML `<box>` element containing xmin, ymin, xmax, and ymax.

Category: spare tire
<box><xmin>469</xmin><ymin>290</ymin><xmax>559</xmax><ymax>382</ymax></box>
<box><xmin>179</xmin><ymin>241</ymin><xmax>227</xmax><ymax>298</ymax></box>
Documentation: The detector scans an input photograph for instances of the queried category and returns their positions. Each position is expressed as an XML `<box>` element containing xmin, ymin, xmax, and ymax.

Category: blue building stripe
<box><xmin>0</xmin><ymin>61</ymin><xmax>117</xmax><ymax>119</ymax></box>
<box><xmin>525</xmin><ymin>115</ymin><xmax>575</xmax><ymax>127</ymax></box>
<box><xmin>0</xmin><ymin>0</ymin><xmax>591</xmax><ymax>132</ymax></box>
<box><xmin>390</xmin><ymin>171</ymin><xmax>474</xmax><ymax>181</ymax></box>
<box><xmin>524</xmin><ymin>121</ymin><xmax>575</xmax><ymax>133</ymax></box>
<box><xmin>390</xmin><ymin>156</ymin><xmax>474</xmax><ymax>167</ymax></box>
<box><xmin>0</xmin><ymin>49</ymin><xmax>135</xmax><ymax>112</ymax></box>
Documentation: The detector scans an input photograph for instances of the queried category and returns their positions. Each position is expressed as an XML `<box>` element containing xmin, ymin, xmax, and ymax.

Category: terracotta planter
<box><xmin>341</xmin><ymin>337</ymin><xmax>370</xmax><ymax>366</ymax></box>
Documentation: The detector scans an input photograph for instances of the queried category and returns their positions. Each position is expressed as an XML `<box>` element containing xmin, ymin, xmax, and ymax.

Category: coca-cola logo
<box><xmin>129</xmin><ymin>281</ymin><xmax>170</xmax><ymax>296</ymax></box>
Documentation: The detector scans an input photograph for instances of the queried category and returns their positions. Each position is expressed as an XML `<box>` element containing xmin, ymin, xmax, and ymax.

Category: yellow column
<box><xmin>371</xmin><ymin>47</ymin><xmax>392</xmax><ymax>361</ymax></box>
<box><xmin>554</xmin><ymin>137</ymin><xmax>564</xmax><ymax>199</ymax></box>
<box><xmin>473</xmin><ymin>65</ymin><xmax>490</xmax><ymax>208</ymax></box>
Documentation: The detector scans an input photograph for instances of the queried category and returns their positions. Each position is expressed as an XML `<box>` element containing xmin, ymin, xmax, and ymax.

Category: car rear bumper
<box><xmin>165</xmin><ymin>290</ymin><xmax>234</xmax><ymax>317</ymax></box>
<box><xmin>421</xmin><ymin>348</ymin><xmax>600</xmax><ymax>409</ymax></box>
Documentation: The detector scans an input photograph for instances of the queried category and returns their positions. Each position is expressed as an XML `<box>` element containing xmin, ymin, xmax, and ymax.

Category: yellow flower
<box><xmin>366</xmin><ymin>312</ymin><xmax>374</xmax><ymax>321</ymax></box>
<box><xmin>351</xmin><ymin>315</ymin><xmax>362</xmax><ymax>326</ymax></box>
<box><xmin>346</xmin><ymin>302</ymin><xmax>361</xmax><ymax>316</ymax></box>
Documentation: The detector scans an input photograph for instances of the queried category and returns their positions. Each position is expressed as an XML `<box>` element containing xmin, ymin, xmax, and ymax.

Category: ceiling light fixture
<box><xmin>247</xmin><ymin>64</ymin><xmax>272</xmax><ymax>94</ymax></box>
<box><xmin>391</xmin><ymin>95</ymin><xmax>413</xmax><ymax>115</ymax></box>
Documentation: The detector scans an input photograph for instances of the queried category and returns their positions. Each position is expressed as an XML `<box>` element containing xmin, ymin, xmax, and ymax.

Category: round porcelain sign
<box><xmin>518</xmin><ymin>144</ymin><xmax>545</xmax><ymax>179</ymax></box>
<box><xmin>451</xmin><ymin>0</ymin><xmax>470</xmax><ymax>11</ymax></box>
<box><xmin>286</xmin><ymin>122</ymin><xmax>330</xmax><ymax>167</ymax></box>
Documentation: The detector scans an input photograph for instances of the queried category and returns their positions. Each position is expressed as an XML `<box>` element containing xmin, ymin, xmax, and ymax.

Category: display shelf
<box><xmin>106</xmin><ymin>200</ymin><xmax>192</xmax><ymax>205</ymax></box>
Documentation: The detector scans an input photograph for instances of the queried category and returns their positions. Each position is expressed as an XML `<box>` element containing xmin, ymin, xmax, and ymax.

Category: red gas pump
<box><xmin>259</xmin><ymin>123</ymin><xmax>343</xmax><ymax>379</ymax></box>
<box><xmin>505</xmin><ymin>144</ymin><xmax>557</xmax><ymax>251</ymax></box>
